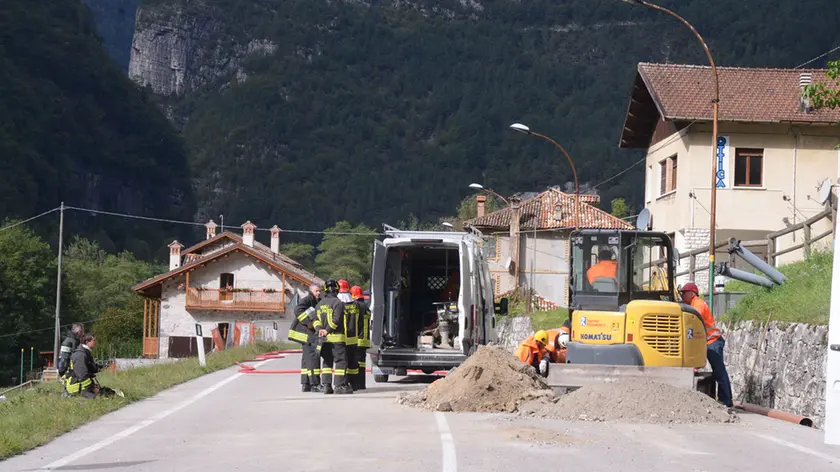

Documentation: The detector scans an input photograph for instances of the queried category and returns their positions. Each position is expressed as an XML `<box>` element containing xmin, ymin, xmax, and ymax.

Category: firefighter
<box><xmin>338</xmin><ymin>279</ymin><xmax>353</xmax><ymax>303</ymax></box>
<box><xmin>343</xmin><ymin>287</ymin><xmax>360</xmax><ymax>391</ymax></box>
<box><xmin>289</xmin><ymin>283</ymin><xmax>322</xmax><ymax>392</ymax></box>
<box><xmin>314</xmin><ymin>279</ymin><xmax>352</xmax><ymax>394</ymax></box>
<box><xmin>66</xmin><ymin>334</ymin><xmax>120</xmax><ymax>398</ymax></box>
<box><xmin>351</xmin><ymin>285</ymin><xmax>371</xmax><ymax>390</ymax></box>
<box><xmin>58</xmin><ymin>323</ymin><xmax>84</xmax><ymax>389</ymax></box>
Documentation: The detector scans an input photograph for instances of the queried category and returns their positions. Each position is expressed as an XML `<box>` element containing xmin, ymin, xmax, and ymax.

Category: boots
<box><xmin>334</xmin><ymin>384</ymin><xmax>353</xmax><ymax>395</ymax></box>
<box><xmin>323</xmin><ymin>385</ymin><xmax>334</xmax><ymax>395</ymax></box>
<box><xmin>302</xmin><ymin>384</ymin><xmax>312</xmax><ymax>392</ymax></box>
<box><xmin>310</xmin><ymin>384</ymin><xmax>324</xmax><ymax>393</ymax></box>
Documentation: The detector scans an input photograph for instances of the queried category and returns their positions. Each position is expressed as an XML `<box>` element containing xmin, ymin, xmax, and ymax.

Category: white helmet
<box><xmin>557</xmin><ymin>332</ymin><xmax>570</xmax><ymax>348</ymax></box>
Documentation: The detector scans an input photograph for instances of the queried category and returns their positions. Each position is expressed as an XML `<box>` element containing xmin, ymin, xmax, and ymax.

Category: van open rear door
<box><xmin>459</xmin><ymin>240</ymin><xmax>473</xmax><ymax>352</ymax></box>
<box><xmin>370</xmin><ymin>240</ymin><xmax>387</xmax><ymax>347</ymax></box>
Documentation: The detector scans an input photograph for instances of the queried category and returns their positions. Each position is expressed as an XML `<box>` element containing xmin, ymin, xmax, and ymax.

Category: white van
<box><xmin>368</xmin><ymin>225</ymin><xmax>507</xmax><ymax>382</ymax></box>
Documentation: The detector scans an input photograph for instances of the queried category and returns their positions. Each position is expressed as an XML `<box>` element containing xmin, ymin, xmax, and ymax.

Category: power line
<box><xmin>0</xmin><ymin>207</ymin><xmax>61</xmax><ymax>233</ymax></box>
<box><xmin>592</xmin><ymin>157</ymin><xmax>646</xmax><ymax>190</ymax></box>
<box><xmin>64</xmin><ymin>205</ymin><xmax>384</xmax><ymax>236</ymax></box>
<box><xmin>795</xmin><ymin>44</ymin><xmax>840</xmax><ymax>69</ymax></box>
<box><xmin>0</xmin><ymin>310</ymin><xmax>134</xmax><ymax>340</ymax></box>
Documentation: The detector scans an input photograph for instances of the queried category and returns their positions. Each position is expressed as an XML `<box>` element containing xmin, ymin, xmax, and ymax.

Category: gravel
<box><xmin>519</xmin><ymin>378</ymin><xmax>739</xmax><ymax>424</ymax></box>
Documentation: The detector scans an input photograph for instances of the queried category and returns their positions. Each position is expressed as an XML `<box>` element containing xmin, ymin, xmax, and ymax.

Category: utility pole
<box><xmin>52</xmin><ymin>202</ymin><xmax>65</xmax><ymax>369</ymax></box>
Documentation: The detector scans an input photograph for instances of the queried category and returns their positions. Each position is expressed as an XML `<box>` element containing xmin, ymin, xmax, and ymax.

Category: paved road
<box><xmin>2</xmin><ymin>354</ymin><xmax>839</xmax><ymax>471</ymax></box>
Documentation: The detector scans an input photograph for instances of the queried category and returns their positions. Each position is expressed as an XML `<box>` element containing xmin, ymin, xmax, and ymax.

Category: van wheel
<box><xmin>374</xmin><ymin>374</ymin><xmax>389</xmax><ymax>383</ymax></box>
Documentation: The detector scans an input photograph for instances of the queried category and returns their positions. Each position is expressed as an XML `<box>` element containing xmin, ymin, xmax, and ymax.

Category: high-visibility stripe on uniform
<box><xmin>313</xmin><ymin>319</ymin><xmax>322</xmax><ymax>329</ymax></box>
<box><xmin>297</xmin><ymin>312</ymin><xmax>310</xmax><ymax>322</ymax></box>
<box><xmin>313</xmin><ymin>368</ymin><xmax>321</xmax><ymax>375</ymax></box>
<box><xmin>321</xmin><ymin>367</ymin><xmax>333</xmax><ymax>374</ymax></box>
<box><xmin>359</xmin><ymin>361</ymin><xmax>366</xmax><ymax>368</ymax></box>
<box><xmin>66</xmin><ymin>377</ymin><xmax>92</xmax><ymax>394</ymax></box>
<box><xmin>333</xmin><ymin>369</ymin><xmax>346</xmax><ymax>376</ymax></box>
<box><xmin>345</xmin><ymin>336</ymin><xmax>358</xmax><ymax>345</ymax></box>
<box><xmin>707</xmin><ymin>326</ymin><xmax>722</xmax><ymax>343</ymax></box>
<box><xmin>357</xmin><ymin>340</ymin><xmax>371</xmax><ymax>347</ymax></box>
<box><xmin>288</xmin><ymin>330</ymin><xmax>308</xmax><ymax>343</ymax></box>
<box><xmin>301</xmin><ymin>368</ymin><xmax>311</xmax><ymax>375</ymax></box>
<box><xmin>347</xmin><ymin>368</ymin><xmax>359</xmax><ymax>375</ymax></box>
<box><xmin>326</xmin><ymin>333</ymin><xmax>345</xmax><ymax>343</ymax></box>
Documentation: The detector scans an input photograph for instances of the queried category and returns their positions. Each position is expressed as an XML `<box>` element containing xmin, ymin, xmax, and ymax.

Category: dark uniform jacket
<box><xmin>343</xmin><ymin>300</ymin><xmax>359</xmax><ymax>346</ymax></box>
<box><xmin>58</xmin><ymin>331</ymin><xmax>81</xmax><ymax>376</ymax></box>
<box><xmin>69</xmin><ymin>345</ymin><xmax>98</xmax><ymax>385</ymax></box>
<box><xmin>289</xmin><ymin>292</ymin><xmax>319</xmax><ymax>344</ymax></box>
<box><xmin>314</xmin><ymin>294</ymin><xmax>345</xmax><ymax>343</ymax></box>
<box><xmin>355</xmin><ymin>300</ymin><xmax>372</xmax><ymax>348</ymax></box>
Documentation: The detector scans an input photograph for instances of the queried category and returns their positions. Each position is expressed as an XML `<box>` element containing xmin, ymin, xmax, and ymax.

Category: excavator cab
<box><xmin>567</xmin><ymin>230</ymin><xmax>707</xmax><ymax>369</ymax></box>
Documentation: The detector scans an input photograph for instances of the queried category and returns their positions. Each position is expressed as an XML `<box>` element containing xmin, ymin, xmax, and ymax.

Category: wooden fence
<box><xmin>671</xmin><ymin>206</ymin><xmax>834</xmax><ymax>282</ymax></box>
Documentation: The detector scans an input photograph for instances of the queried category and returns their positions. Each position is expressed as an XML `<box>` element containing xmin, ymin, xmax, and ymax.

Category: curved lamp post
<box><xmin>469</xmin><ymin>183</ymin><xmax>510</xmax><ymax>206</ymax></box>
<box><xmin>509</xmin><ymin>123</ymin><xmax>580</xmax><ymax>229</ymax></box>
<box><xmin>621</xmin><ymin>0</ymin><xmax>721</xmax><ymax>307</ymax></box>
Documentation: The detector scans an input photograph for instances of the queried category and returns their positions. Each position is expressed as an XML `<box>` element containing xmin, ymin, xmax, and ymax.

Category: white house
<box><xmin>132</xmin><ymin>220</ymin><xmax>322</xmax><ymax>358</ymax></box>
<box><xmin>620</xmin><ymin>63</ymin><xmax>840</xmax><ymax>292</ymax></box>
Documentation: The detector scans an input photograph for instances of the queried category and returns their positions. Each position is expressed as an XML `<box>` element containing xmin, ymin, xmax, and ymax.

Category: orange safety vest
<box><xmin>691</xmin><ymin>295</ymin><xmax>721</xmax><ymax>345</ymax></box>
<box><xmin>545</xmin><ymin>327</ymin><xmax>570</xmax><ymax>363</ymax></box>
<box><xmin>515</xmin><ymin>337</ymin><xmax>548</xmax><ymax>367</ymax></box>
<box><xmin>586</xmin><ymin>261</ymin><xmax>617</xmax><ymax>284</ymax></box>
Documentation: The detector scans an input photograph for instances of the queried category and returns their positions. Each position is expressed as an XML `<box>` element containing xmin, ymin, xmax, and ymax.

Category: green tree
<box><xmin>805</xmin><ymin>60</ymin><xmax>840</xmax><ymax>110</ymax></box>
<box><xmin>610</xmin><ymin>198</ymin><xmax>630</xmax><ymax>219</ymax></box>
<box><xmin>63</xmin><ymin>237</ymin><xmax>163</xmax><ymax>356</ymax></box>
<box><xmin>314</xmin><ymin>222</ymin><xmax>377</xmax><ymax>287</ymax></box>
<box><xmin>0</xmin><ymin>225</ymin><xmax>56</xmax><ymax>384</ymax></box>
<box><xmin>280</xmin><ymin>242</ymin><xmax>316</xmax><ymax>271</ymax></box>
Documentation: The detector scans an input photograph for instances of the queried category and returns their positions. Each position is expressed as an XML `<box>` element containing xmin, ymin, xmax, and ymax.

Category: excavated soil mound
<box><xmin>398</xmin><ymin>345</ymin><xmax>553</xmax><ymax>413</ymax></box>
<box><xmin>519</xmin><ymin>378</ymin><xmax>738</xmax><ymax>424</ymax></box>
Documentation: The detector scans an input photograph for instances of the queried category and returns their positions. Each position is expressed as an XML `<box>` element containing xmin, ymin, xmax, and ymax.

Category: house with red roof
<box><xmin>621</xmin><ymin>63</ymin><xmax>840</xmax><ymax>291</ymax></box>
<box><xmin>132</xmin><ymin>220</ymin><xmax>322</xmax><ymax>358</ymax></box>
<box><xmin>464</xmin><ymin>188</ymin><xmax>633</xmax><ymax>308</ymax></box>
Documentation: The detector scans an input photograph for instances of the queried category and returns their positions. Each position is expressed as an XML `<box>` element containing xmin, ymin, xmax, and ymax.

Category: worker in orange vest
<box><xmin>680</xmin><ymin>282</ymin><xmax>732</xmax><ymax>407</ymax></box>
<box><xmin>515</xmin><ymin>330</ymin><xmax>551</xmax><ymax>377</ymax></box>
<box><xmin>586</xmin><ymin>249</ymin><xmax>618</xmax><ymax>285</ymax></box>
<box><xmin>545</xmin><ymin>322</ymin><xmax>571</xmax><ymax>364</ymax></box>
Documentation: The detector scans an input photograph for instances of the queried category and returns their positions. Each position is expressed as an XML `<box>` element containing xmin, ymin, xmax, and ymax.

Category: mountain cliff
<box><xmin>1</xmin><ymin>0</ymin><xmax>195</xmax><ymax>257</ymax></box>
<box><xmin>126</xmin><ymin>0</ymin><xmax>840</xmax><ymax>232</ymax></box>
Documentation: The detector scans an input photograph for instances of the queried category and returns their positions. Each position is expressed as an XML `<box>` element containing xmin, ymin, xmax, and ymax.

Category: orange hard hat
<box><xmin>350</xmin><ymin>286</ymin><xmax>364</xmax><ymax>300</ymax></box>
<box><xmin>338</xmin><ymin>280</ymin><xmax>350</xmax><ymax>292</ymax></box>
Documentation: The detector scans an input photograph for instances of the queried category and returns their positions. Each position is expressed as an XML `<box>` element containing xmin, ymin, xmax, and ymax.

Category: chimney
<box><xmin>800</xmin><ymin>72</ymin><xmax>813</xmax><ymax>113</ymax></box>
<box><xmin>168</xmin><ymin>240</ymin><xmax>184</xmax><ymax>271</ymax></box>
<box><xmin>270</xmin><ymin>225</ymin><xmax>281</xmax><ymax>254</ymax></box>
<box><xmin>476</xmin><ymin>195</ymin><xmax>487</xmax><ymax>218</ymax></box>
<box><xmin>241</xmin><ymin>221</ymin><xmax>256</xmax><ymax>247</ymax></box>
<box><xmin>205</xmin><ymin>219</ymin><xmax>218</xmax><ymax>240</ymax></box>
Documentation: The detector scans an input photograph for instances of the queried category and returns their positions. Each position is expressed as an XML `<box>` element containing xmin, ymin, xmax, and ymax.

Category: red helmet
<box><xmin>338</xmin><ymin>280</ymin><xmax>350</xmax><ymax>292</ymax></box>
<box><xmin>679</xmin><ymin>282</ymin><xmax>699</xmax><ymax>295</ymax></box>
<box><xmin>350</xmin><ymin>286</ymin><xmax>364</xmax><ymax>300</ymax></box>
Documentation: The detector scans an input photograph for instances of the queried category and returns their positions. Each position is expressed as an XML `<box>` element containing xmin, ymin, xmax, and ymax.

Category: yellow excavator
<box><xmin>560</xmin><ymin>229</ymin><xmax>713</xmax><ymax>394</ymax></box>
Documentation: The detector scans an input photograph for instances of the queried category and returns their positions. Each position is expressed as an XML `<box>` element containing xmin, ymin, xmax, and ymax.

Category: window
<box><xmin>483</xmin><ymin>237</ymin><xmax>501</xmax><ymax>261</ymax></box>
<box><xmin>658</xmin><ymin>155</ymin><xmax>678</xmax><ymax>196</ymax></box>
<box><xmin>734</xmin><ymin>148</ymin><xmax>763</xmax><ymax>187</ymax></box>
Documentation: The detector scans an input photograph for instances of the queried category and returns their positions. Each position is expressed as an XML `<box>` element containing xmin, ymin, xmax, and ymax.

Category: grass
<box><xmin>528</xmin><ymin>309</ymin><xmax>570</xmax><ymax>331</ymax></box>
<box><xmin>0</xmin><ymin>342</ymin><xmax>291</xmax><ymax>459</ymax></box>
<box><xmin>721</xmin><ymin>250</ymin><xmax>832</xmax><ymax>326</ymax></box>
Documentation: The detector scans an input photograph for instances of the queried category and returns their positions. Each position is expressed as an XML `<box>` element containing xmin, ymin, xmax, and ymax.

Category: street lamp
<box><xmin>468</xmin><ymin>183</ymin><xmax>510</xmax><ymax>205</ymax></box>
<box><xmin>620</xmin><ymin>0</ymin><xmax>721</xmax><ymax>308</ymax></box>
<box><xmin>441</xmin><ymin>222</ymin><xmax>454</xmax><ymax>231</ymax></box>
<box><xmin>508</xmin><ymin>123</ymin><xmax>580</xmax><ymax>229</ymax></box>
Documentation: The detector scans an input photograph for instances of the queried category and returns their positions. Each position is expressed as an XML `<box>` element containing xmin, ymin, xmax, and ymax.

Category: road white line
<box><xmin>40</xmin><ymin>361</ymin><xmax>269</xmax><ymax>471</ymax></box>
<box><xmin>435</xmin><ymin>412</ymin><xmax>457</xmax><ymax>472</ymax></box>
<box><xmin>753</xmin><ymin>432</ymin><xmax>840</xmax><ymax>464</ymax></box>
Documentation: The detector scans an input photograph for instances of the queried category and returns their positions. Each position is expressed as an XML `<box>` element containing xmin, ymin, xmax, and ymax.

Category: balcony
<box><xmin>186</xmin><ymin>288</ymin><xmax>286</xmax><ymax>312</ymax></box>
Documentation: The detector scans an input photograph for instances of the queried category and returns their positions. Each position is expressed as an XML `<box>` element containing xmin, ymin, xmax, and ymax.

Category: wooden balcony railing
<box><xmin>186</xmin><ymin>288</ymin><xmax>286</xmax><ymax>312</ymax></box>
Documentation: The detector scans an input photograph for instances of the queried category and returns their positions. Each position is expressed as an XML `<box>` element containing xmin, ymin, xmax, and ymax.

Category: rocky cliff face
<box><xmin>496</xmin><ymin>316</ymin><xmax>829</xmax><ymax>428</ymax></box>
<box><xmin>129</xmin><ymin>5</ymin><xmax>275</xmax><ymax>97</ymax></box>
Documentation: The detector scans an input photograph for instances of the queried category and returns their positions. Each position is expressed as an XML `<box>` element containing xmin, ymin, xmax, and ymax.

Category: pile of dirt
<box><xmin>519</xmin><ymin>378</ymin><xmax>738</xmax><ymax>424</ymax></box>
<box><xmin>398</xmin><ymin>345</ymin><xmax>553</xmax><ymax>412</ymax></box>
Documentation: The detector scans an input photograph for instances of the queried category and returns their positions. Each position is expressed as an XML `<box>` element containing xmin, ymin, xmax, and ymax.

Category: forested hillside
<box><xmin>1</xmin><ymin>0</ymin><xmax>195</xmax><ymax>258</ymax></box>
<box><xmin>82</xmin><ymin>0</ymin><xmax>138</xmax><ymax>69</ymax></box>
<box><xmin>126</xmin><ymin>0</ymin><xmax>840</xmax><ymax>236</ymax></box>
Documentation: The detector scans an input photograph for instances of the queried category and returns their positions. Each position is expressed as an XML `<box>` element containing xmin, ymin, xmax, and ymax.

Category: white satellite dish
<box><xmin>818</xmin><ymin>178</ymin><xmax>833</xmax><ymax>204</ymax></box>
<box><xmin>636</xmin><ymin>208</ymin><xmax>652</xmax><ymax>231</ymax></box>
